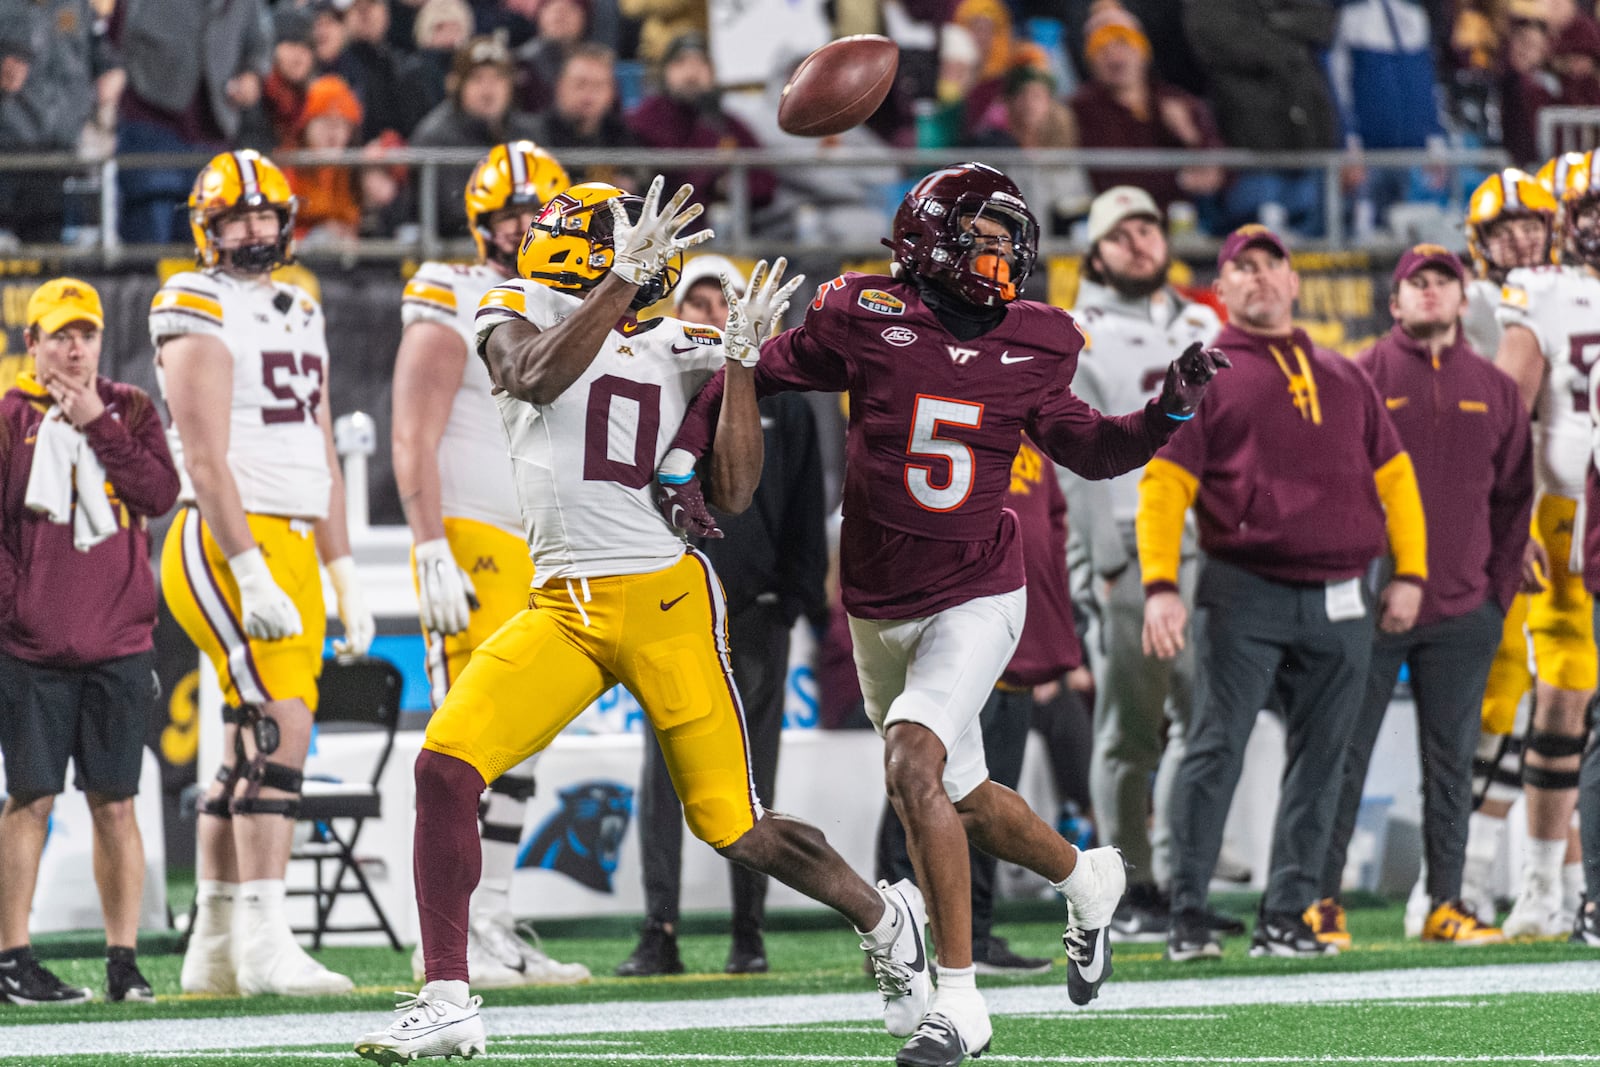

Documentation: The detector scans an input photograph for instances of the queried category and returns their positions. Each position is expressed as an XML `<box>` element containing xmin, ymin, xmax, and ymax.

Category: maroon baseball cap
<box><xmin>1392</xmin><ymin>243</ymin><xmax>1466</xmax><ymax>286</ymax></box>
<box><xmin>1216</xmin><ymin>223</ymin><xmax>1290</xmax><ymax>271</ymax></box>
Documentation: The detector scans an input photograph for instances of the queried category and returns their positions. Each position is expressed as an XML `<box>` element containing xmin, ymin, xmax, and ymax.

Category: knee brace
<box><xmin>197</xmin><ymin>764</ymin><xmax>241</xmax><ymax>819</ymax></box>
<box><xmin>1472</xmin><ymin>733</ymin><xmax>1523</xmax><ymax>808</ymax></box>
<box><xmin>228</xmin><ymin>705</ymin><xmax>303</xmax><ymax>819</ymax></box>
<box><xmin>1522</xmin><ymin>729</ymin><xmax>1587</xmax><ymax>791</ymax></box>
<box><xmin>488</xmin><ymin>773</ymin><xmax>535</xmax><ymax>802</ymax></box>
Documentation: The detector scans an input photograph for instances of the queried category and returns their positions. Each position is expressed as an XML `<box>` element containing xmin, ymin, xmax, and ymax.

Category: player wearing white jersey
<box><xmin>1493</xmin><ymin>150</ymin><xmax>1600</xmax><ymax>939</ymax></box>
<box><xmin>358</xmin><ymin>179</ymin><xmax>929</xmax><ymax>1064</ymax></box>
<box><xmin>391</xmin><ymin>142</ymin><xmax>588</xmax><ymax>990</ymax></box>
<box><xmin>1066</xmin><ymin>187</ymin><xmax>1222</xmax><ymax>944</ymax></box>
<box><xmin>155</xmin><ymin>150</ymin><xmax>375</xmax><ymax>997</ymax></box>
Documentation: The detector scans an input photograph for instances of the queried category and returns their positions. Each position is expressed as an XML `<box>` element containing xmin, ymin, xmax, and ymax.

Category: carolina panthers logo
<box><xmin>518</xmin><ymin>780</ymin><xmax>634</xmax><ymax>893</ymax></box>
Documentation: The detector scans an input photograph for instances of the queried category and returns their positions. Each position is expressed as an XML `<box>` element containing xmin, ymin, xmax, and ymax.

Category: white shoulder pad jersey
<box><xmin>150</xmin><ymin>269</ymin><xmax>332</xmax><ymax>520</ymax></box>
<box><xmin>1070</xmin><ymin>287</ymin><xmax>1221</xmax><ymax>523</ymax></box>
<box><xmin>1497</xmin><ymin>264</ymin><xmax>1600</xmax><ymax>497</ymax></box>
<box><xmin>473</xmin><ymin>278</ymin><xmax>726</xmax><ymax>585</ymax></box>
<box><xmin>401</xmin><ymin>261</ymin><xmax>521</xmax><ymax>535</ymax></box>
<box><xmin>1462</xmin><ymin>278</ymin><xmax>1503</xmax><ymax>359</ymax></box>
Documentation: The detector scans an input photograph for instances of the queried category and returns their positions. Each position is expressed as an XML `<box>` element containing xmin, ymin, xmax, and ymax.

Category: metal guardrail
<box><xmin>0</xmin><ymin>144</ymin><xmax>1512</xmax><ymax>266</ymax></box>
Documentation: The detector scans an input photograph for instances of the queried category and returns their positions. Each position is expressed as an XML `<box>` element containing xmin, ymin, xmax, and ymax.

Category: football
<box><xmin>778</xmin><ymin>35</ymin><xmax>899</xmax><ymax>138</ymax></box>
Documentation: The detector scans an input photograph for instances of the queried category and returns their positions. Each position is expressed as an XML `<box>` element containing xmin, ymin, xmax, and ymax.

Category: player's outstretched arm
<box><xmin>485</xmin><ymin>274</ymin><xmax>645</xmax><ymax>405</ymax></box>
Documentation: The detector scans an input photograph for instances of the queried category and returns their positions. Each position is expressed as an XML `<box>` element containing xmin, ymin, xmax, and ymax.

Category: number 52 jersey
<box><xmin>149</xmin><ymin>269</ymin><xmax>333</xmax><ymax>520</ymax></box>
<box><xmin>473</xmin><ymin>279</ymin><xmax>726</xmax><ymax>585</ymax></box>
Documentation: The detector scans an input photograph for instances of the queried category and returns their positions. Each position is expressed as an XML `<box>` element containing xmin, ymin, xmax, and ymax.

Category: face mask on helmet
<box><xmin>886</xmin><ymin>166</ymin><xmax>1040</xmax><ymax>309</ymax></box>
<box><xmin>208</xmin><ymin>201</ymin><xmax>297</xmax><ymax>275</ymax></box>
<box><xmin>522</xmin><ymin>193</ymin><xmax>682</xmax><ymax>311</ymax></box>
<box><xmin>1568</xmin><ymin>195</ymin><xmax>1600</xmax><ymax>268</ymax></box>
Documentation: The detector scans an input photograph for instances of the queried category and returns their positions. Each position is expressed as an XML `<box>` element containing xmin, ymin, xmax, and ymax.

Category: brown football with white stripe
<box><xmin>778</xmin><ymin>35</ymin><xmax>899</xmax><ymax>138</ymax></box>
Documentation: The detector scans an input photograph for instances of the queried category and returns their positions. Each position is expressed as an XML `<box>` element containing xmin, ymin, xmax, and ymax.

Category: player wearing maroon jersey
<box><xmin>660</xmin><ymin>163</ymin><xmax>1226</xmax><ymax>1067</ymax></box>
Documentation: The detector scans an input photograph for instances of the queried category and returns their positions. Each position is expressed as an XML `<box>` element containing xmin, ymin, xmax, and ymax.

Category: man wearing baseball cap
<box><xmin>1137</xmin><ymin>225</ymin><xmax>1429</xmax><ymax>962</ymax></box>
<box><xmin>1068</xmin><ymin>186</ymin><xmax>1225</xmax><ymax>944</ymax></box>
<box><xmin>615</xmin><ymin>256</ymin><xmax>827</xmax><ymax>978</ymax></box>
<box><xmin>1305</xmin><ymin>246</ymin><xmax>1531</xmax><ymax>949</ymax></box>
<box><xmin>0</xmin><ymin>278</ymin><xmax>179</xmax><ymax>1004</ymax></box>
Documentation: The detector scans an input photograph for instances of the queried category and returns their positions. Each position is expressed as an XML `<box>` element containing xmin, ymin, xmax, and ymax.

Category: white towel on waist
<box><xmin>24</xmin><ymin>411</ymin><xmax>118</xmax><ymax>552</ymax></box>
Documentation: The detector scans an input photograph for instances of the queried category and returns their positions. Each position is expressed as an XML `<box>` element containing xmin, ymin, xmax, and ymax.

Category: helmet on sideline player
<box><xmin>188</xmin><ymin>149</ymin><xmax>299</xmax><ymax>274</ymax></box>
<box><xmin>884</xmin><ymin>162</ymin><xmax>1040</xmax><ymax>308</ymax></box>
<box><xmin>517</xmin><ymin>182</ymin><xmax>683</xmax><ymax>311</ymax></box>
<box><xmin>465</xmin><ymin>140</ymin><xmax>570</xmax><ymax>270</ymax></box>
<box><xmin>1536</xmin><ymin>151</ymin><xmax>1600</xmax><ymax>268</ymax></box>
<box><xmin>1465</xmin><ymin>168</ymin><xmax>1556</xmax><ymax>282</ymax></box>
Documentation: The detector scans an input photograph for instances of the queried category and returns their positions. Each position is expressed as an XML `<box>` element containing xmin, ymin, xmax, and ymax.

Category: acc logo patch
<box><xmin>881</xmin><ymin>326</ymin><xmax>918</xmax><ymax>347</ymax></box>
<box><xmin>858</xmin><ymin>289</ymin><xmax>905</xmax><ymax>315</ymax></box>
<box><xmin>681</xmin><ymin>325</ymin><xmax>722</xmax><ymax>346</ymax></box>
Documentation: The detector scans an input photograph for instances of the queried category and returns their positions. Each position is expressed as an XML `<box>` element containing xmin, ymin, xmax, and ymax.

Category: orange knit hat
<box><xmin>1084</xmin><ymin>0</ymin><xmax>1150</xmax><ymax>62</ymax></box>
<box><xmin>302</xmin><ymin>75</ymin><xmax>364</xmax><ymax>127</ymax></box>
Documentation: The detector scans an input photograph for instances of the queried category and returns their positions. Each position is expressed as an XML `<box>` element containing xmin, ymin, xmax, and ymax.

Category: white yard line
<box><xmin>4</xmin><ymin>960</ymin><xmax>1599</xmax><ymax>1058</ymax></box>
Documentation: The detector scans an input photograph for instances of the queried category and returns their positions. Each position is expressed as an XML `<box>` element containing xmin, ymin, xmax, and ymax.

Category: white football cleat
<box><xmin>1063</xmin><ymin>846</ymin><xmax>1126</xmax><ymax>1006</ymax></box>
<box><xmin>179</xmin><ymin>930</ymin><xmax>238</xmax><ymax>996</ymax></box>
<box><xmin>1502</xmin><ymin>870</ymin><xmax>1568</xmax><ymax>940</ymax></box>
<box><xmin>355</xmin><ymin>990</ymin><xmax>486</xmax><ymax>1064</ymax></box>
<box><xmin>862</xmin><ymin>879</ymin><xmax>933</xmax><ymax>1038</ymax></box>
<box><xmin>236</xmin><ymin>927</ymin><xmax>354</xmax><ymax>996</ymax></box>
<box><xmin>414</xmin><ymin>927</ymin><xmax>536</xmax><ymax>990</ymax></box>
<box><xmin>1403</xmin><ymin>874</ymin><xmax>1429</xmax><ymax>939</ymax></box>
<box><xmin>502</xmin><ymin>919</ymin><xmax>591</xmax><ymax>985</ymax></box>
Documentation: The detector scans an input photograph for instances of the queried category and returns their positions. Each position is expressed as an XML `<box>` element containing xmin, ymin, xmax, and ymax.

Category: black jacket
<box><xmin>1184</xmin><ymin>0</ymin><xmax>1339</xmax><ymax>151</ymax></box>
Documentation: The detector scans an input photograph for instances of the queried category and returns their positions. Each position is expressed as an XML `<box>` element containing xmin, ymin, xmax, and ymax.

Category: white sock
<box><xmin>857</xmin><ymin>892</ymin><xmax>898</xmax><ymax>944</ymax></box>
<box><xmin>1527</xmin><ymin>837</ymin><xmax>1566</xmax><ymax>883</ymax></box>
<box><xmin>238</xmin><ymin>878</ymin><xmax>288</xmax><ymax>939</ymax></box>
<box><xmin>1053</xmin><ymin>848</ymin><xmax>1090</xmax><ymax>903</ymax></box>
<box><xmin>193</xmin><ymin>880</ymin><xmax>237</xmax><ymax>937</ymax></box>
<box><xmin>936</xmin><ymin>963</ymin><xmax>976</xmax><ymax>989</ymax></box>
<box><xmin>424</xmin><ymin>978</ymin><xmax>470</xmax><ymax>1008</ymax></box>
<box><xmin>1563</xmin><ymin>862</ymin><xmax>1585</xmax><ymax>911</ymax></box>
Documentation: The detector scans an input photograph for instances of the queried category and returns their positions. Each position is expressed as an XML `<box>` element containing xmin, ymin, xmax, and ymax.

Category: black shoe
<box><xmin>0</xmin><ymin>949</ymin><xmax>92</xmax><ymax>1006</ymax></box>
<box><xmin>1572</xmin><ymin>899</ymin><xmax>1600</xmax><ymax>947</ymax></box>
<box><xmin>1166</xmin><ymin>910</ymin><xmax>1222</xmax><ymax>962</ymax></box>
<box><xmin>614</xmin><ymin>921</ymin><xmax>685</xmax><ymax>977</ymax></box>
<box><xmin>895</xmin><ymin>1012</ymin><xmax>990</xmax><ymax>1067</ymax></box>
<box><xmin>1110</xmin><ymin>883</ymin><xmax>1171</xmax><ymax>943</ymax></box>
<box><xmin>1204</xmin><ymin>908</ymin><xmax>1247</xmax><ymax>937</ymax></box>
<box><xmin>725</xmin><ymin>927</ymin><xmax>768</xmax><ymax>974</ymax></box>
<box><xmin>105</xmin><ymin>957</ymin><xmax>154</xmax><ymax>1004</ymax></box>
<box><xmin>1250</xmin><ymin>911</ymin><xmax>1338</xmax><ymax>958</ymax></box>
<box><xmin>971</xmin><ymin>935</ymin><xmax>1051</xmax><ymax>976</ymax></box>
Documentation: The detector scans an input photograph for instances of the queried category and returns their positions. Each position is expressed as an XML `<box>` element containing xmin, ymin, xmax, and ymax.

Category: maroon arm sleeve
<box><xmin>1026</xmin><ymin>388</ymin><xmax>1178</xmax><ymax>480</ymax></box>
<box><xmin>1488</xmin><ymin>390</ymin><xmax>1534</xmax><ymax>611</ymax></box>
<box><xmin>83</xmin><ymin>390</ymin><xmax>181</xmax><ymax>518</ymax></box>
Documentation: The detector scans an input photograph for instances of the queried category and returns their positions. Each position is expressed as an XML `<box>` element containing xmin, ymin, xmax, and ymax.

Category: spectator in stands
<box><xmin>953</xmin><ymin>0</ymin><xmax>1016</xmax><ymax>138</ymax></box>
<box><xmin>345</xmin><ymin>0</ymin><xmax>433</xmax><ymax>140</ymax></box>
<box><xmin>409</xmin><ymin>0</ymin><xmax>476</xmax><ymax>114</ymax></box>
<box><xmin>620</xmin><ymin>0</ymin><xmax>705</xmax><ymax>66</ymax></box>
<box><xmin>411</xmin><ymin>33</ymin><xmax>541</xmax><ymax>236</ymax></box>
<box><xmin>971</xmin><ymin>65</ymin><xmax>1091</xmax><ymax>235</ymax></box>
<box><xmin>1551</xmin><ymin>14</ymin><xmax>1600</xmax><ymax>105</ymax></box>
<box><xmin>311</xmin><ymin>0</ymin><xmax>365</xmax><ymax>88</ymax></box>
<box><xmin>515</xmin><ymin>0</ymin><xmax>590</xmax><ymax>110</ymax></box>
<box><xmin>1329</xmin><ymin>0</ymin><xmax>1448</xmax><ymax>228</ymax></box>
<box><xmin>471</xmin><ymin>0</ymin><xmax>539</xmax><ymax>47</ymax></box>
<box><xmin>264</xmin><ymin>7</ymin><xmax>317</xmax><ymax>148</ymax></box>
<box><xmin>1501</xmin><ymin>9</ymin><xmax>1558</xmax><ymax>166</ymax></box>
<box><xmin>1068</xmin><ymin>1</ymin><xmax>1224</xmax><ymax>216</ymax></box>
<box><xmin>527</xmin><ymin>43</ymin><xmax>641</xmax><ymax>188</ymax></box>
<box><xmin>616</xmin><ymin>258</ymin><xmax>827</xmax><ymax>979</ymax></box>
<box><xmin>285</xmin><ymin>75</ymin><xmax>402</xmax><ymax>244</ymax></box>
<box><xmin>875</xmin><ymin>434</ymin><xmax>1080</xmax><ymax>976</ymax></box>
<box><xmin>1184</xmin><ymin>0</ymin><xmax>1342</xmax><ymax>236</ymax></box>
<box><xmin>1140</xmin><ymin>224</ymin><xmax>1427</xmax><ymax>963</ymax></box>
<box><xmin>0</xmin><ymin>0</ymin><xmax>122</xmax><ymax>244</ymax></box>
<box><xmin>111</xmin><ymin>0</ymin><xmax>271</xmax><ymax>244</ymax></box>
<box><xmin>1308</xmin><ymin>246</ymin><xmax>1529</xmax><ymax>950</ymax></box>
<box><xmin>627</xmin><ymin>33</ymin><xmax>776</xmax><ymax>215</ymax></box>
<box><xmin>0</xmin><ymin>278</ymin><xmax>180</xmax><ymax>1006</ymax></box>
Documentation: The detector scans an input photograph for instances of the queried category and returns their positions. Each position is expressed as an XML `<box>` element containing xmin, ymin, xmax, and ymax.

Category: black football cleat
<box><xmin>896</xmin><ymin>1012</ymin><xmax>991</xmax><ymax>1067</ymax></box>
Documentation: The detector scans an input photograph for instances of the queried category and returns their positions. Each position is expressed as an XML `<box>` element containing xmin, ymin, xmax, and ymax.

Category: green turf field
<box><xmin>3</xmin><ymin>900</ymin><xmax>1598</xmax><ymax>1066</ymax></box>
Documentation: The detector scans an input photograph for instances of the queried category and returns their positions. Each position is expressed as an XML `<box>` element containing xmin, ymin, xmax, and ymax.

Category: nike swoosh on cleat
<box><xmin>1075</xmin><ymin>927</ymin><xmax>1109</xmax><ymax>983</ymax></box>
<box><xmin>660</xmin><ymin>592</ymin><xmax>689</xmax><ymax>611</ymax></box>
<box><xmin>896</xmin><ymin>893</ymin><xmax>926</xmax><ymax>973</ymax></box>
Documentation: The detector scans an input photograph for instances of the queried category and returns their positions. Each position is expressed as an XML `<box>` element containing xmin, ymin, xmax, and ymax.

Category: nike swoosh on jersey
<box><xmin>660</xmin><ymin>592</ymin><xmax>689</xmax><ymax>611</ymax></box>
<box><xmin>1075</xmin><ymin>926</ymin><xmax>1109</xmax><ymax>982</ymax></box>
<box><xmin>671</xmin><ymin>344</ymin><xmax>697</xmax><ymax>354</ymax></box>
<box><xmin>999</xmin><ymin>351</ymin><xmax>1033</xmax><ymax>364</ymax></box>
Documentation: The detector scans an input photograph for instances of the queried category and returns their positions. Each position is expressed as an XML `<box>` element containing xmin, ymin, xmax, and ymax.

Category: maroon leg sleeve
<box><xmin>414</xmin><ymin>749</ymin><xmax>487</xmax><ymax>984</ymax></box>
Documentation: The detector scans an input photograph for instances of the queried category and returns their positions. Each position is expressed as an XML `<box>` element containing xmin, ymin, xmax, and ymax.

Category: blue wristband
<box><xmin>657</xmin><ymin>469</ymin><xmax>694</xmax><ymax>485</ymax></box>
<box><xmin>1165</xmin><ymin>410</ymin><xmax>1196</xmax><ymax>422</ymax></box>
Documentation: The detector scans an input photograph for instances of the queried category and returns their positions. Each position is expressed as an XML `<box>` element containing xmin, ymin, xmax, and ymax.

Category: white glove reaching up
<box><xmin>721</xmin><ymin>257</ymin><xmax>805</xmax><ymax>368</ymax></box>
<box><xmin>607</xmin><ymin>175</ymin><xmax>714</xmax><ymax>287</ymax></box>
<box><xmin>414</xmin><ymin>538</ymin><xmax>479</xmax><ymax>637</ymax></box>
<box><xmin>326</xmin><ymin>556</ymin><xmax>375</xmax><ymax>659</ymax></box>
<box><xmin>228</xmin><ymin>547</ymin><xmax>303</xmax><ymax>641</ymax></box>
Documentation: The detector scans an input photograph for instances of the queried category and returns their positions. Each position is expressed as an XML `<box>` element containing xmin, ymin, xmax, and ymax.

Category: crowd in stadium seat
<box><xmin>7</xmin><ymin>0</ymin><xmax>1600</xmax><ymax>245</ymax></box>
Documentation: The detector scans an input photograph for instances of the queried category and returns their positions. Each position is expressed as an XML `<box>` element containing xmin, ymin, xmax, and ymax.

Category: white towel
<box><xmin>24</xmin><ymin>411</ymin><xmax>118</xmax><ymax>552</ymax></box>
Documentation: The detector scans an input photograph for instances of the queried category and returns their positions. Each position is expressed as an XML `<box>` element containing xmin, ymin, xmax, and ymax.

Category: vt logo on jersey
<box><xmin>882</xmin><ymin>326</ymin><xmax>918</xmax><ymax>347</ymax></box>
<box><xmin>858</xmin><ymin>289</ymin><xmax>905</xmax><ymax>315</ymax></box>
<box><xmin>519</xmin><ymin>780</ymin><xmax>634</xmax><ymax>893</ymax></box>
<box><xmin>947</xmin><ymin>345</ymin><xmax>979</xmax><ymax>365</ymax></box>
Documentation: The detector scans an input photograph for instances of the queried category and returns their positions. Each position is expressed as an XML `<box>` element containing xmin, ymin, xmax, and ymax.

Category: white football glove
<box><xmin>227</xmin><ymin>547</ymin><xmax>303</xmax><ymax>641</ymax></box>
<box><xmin>607</xmin><ymin>175</ymin><xmax>714</xmax><ymax>287</ymax></box>
<box><xmin>326</xmin><ymin>556</ymin><xmax>375</xmax><ymax>659</ymax></box>
<box><xmin>721</xmin><ymin>257</ymin><xmax>805</xmax><ymax>368</ymax></box>
<box><xmin>414</xmin><ymin>537</ymin><xmax>479</xmax><ymax>637</ymax></box>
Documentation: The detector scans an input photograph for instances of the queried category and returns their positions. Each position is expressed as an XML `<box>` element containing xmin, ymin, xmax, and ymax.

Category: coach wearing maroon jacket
<box><xmin>1315</xmin><ymin>246</ymin><xmax>1531</xmax><ymax>947</ymax></box>
<box><xmin>0</xmin><ymin>279</ymin><xmax>179</xmax><ymax>1006</ymax></box>
<box><xmin>1137</xmin><ymin>225</ymin><xmax>1430</xmax><ymax>963</ymax></box>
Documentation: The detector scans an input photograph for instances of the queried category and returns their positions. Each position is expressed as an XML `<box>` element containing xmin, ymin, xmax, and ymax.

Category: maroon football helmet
<box><xmin>883</xmin><ymin>163</ymin><xmax>1040</xmax><ymax>308</ymax></box>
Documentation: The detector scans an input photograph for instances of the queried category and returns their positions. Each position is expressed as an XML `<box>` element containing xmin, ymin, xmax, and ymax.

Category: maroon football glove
<box><xmin>657</xmin><ymin>475</ymin><xmax>724</xmax><ymax>539</ymax></box>
<box><xmin>1159</xmin><ymin>341</ymin><xmax>1231</xmax><ymax>419</ymax></box>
